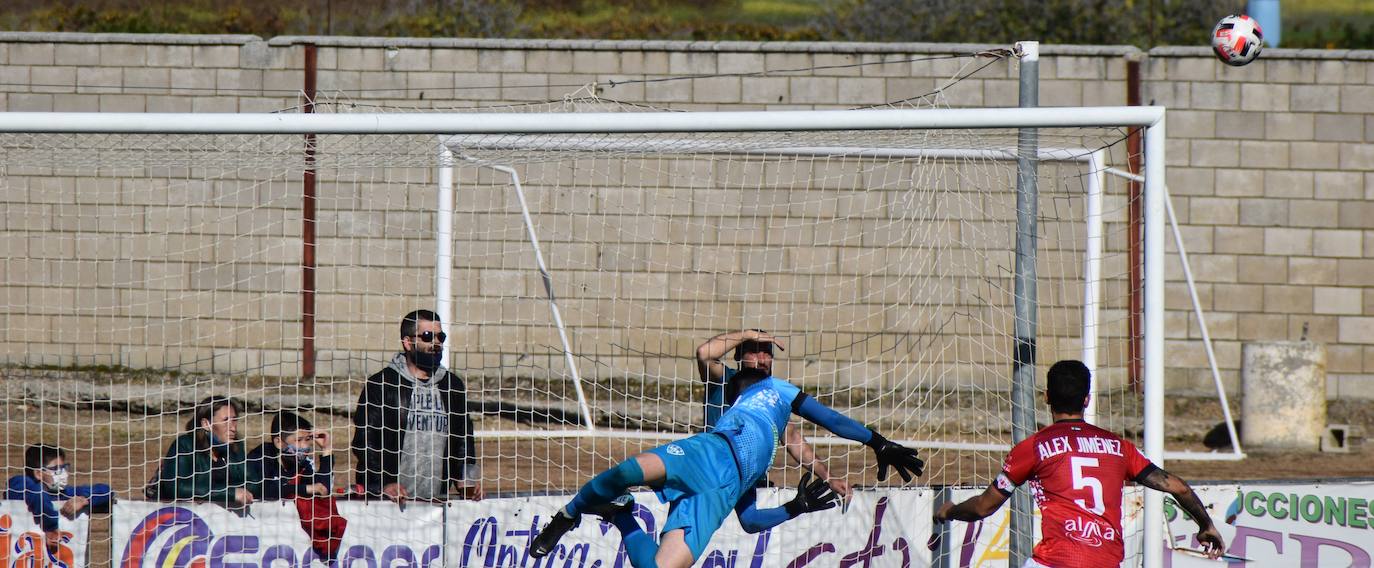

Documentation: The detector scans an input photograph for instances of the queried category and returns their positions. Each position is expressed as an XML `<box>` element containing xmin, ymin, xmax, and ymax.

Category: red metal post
<box><xmin>302</xmin><ymin>43</ymin><xmax>318</xmax><ymax>380</ymax></box>
<box><xmin>1126</xmin><ymin>57</ymin><xmax>1143</xmax><ymax>393</ymax></box>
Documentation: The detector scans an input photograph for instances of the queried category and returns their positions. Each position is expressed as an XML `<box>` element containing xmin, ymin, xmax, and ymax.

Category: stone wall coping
<box><xmin>0</xmin><ymin>31</ymin><xmax>1135</xmax><ymax>56</ymax></box>
<box><xmin>270</xmin><ymin>36</ymin><xmax>1145</xmax><ymax>56</ymax></box>
<box><xmin>1149</xmin><ymin>45</ymin><xmax>1374</xmax><ymax>60</ymax></box>
<box><xmin>0</xmin><ymin>31</ymin><xmax>262</xmax><ymax>45</ymax></box>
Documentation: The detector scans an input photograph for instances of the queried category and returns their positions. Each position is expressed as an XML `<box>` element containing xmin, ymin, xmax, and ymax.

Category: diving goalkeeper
<box><xmin>529</xmin><ymin>366</ymin><xmax>925</xmax><ymax>567</ymax></box>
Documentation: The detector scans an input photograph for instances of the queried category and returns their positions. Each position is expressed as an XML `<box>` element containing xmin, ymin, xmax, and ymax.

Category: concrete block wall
<box><xmin>1</xmin><ymin>32</ymin><xmax>1373</xmax><ymax>400</ymax></box>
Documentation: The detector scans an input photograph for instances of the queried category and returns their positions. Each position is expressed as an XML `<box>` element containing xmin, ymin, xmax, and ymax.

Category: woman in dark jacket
<box><xmin>148</xmin><ymin>396</ymin><xmax>260</xmax><ymax>506</ymax></box>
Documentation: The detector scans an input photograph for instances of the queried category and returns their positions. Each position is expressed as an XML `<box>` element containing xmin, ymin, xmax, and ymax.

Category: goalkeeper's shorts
<box><xmin>646</xmin><ymin>432</ymin><xmax>747</xmax><ymax>559</ymax></box>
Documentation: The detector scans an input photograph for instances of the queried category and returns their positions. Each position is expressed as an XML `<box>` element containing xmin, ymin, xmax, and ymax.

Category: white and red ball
<box><xmin>1212</xmin><ymin>14</ymin><xmax>1264</xmax><ymax>67</ymax></box>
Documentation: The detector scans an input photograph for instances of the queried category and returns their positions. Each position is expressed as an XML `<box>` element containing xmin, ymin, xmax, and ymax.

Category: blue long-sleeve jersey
<box><xmin>6</xmin><ymin>475</ymin><xmax>113</xmax><ymax>532</ymax></box>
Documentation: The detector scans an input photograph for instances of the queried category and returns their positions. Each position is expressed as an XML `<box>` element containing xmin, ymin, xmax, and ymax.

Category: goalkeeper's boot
<box><xmin>585</xmin><ymin>494</ymin><xmax>635</xmax><ymax>520</ymax></box>
<box><xmin>530</xmin><ymin>508</ymin><xmax>579</xmax><ymax>558</ymax></box>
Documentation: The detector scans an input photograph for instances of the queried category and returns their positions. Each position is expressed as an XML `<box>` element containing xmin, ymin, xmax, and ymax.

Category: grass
<box><xmin>0</xmin><ymin>0</ymin><xmax>1370</xmax><ymax>46</ymax></box>
<box><xmin>1270</xmin><ymin>0</ymin><xmax>1374</xmax><ymax>48</ymax></box>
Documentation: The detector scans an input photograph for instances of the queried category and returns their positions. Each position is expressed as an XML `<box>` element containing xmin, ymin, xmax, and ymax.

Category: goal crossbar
<box><xmin>0</xmin><ymin>106</ymin><xmax>1163</xmax><ymax>134</ymax></box>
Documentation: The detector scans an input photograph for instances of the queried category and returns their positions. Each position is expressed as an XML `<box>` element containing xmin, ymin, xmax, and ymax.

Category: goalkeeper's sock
<box><xmin>612</xmin><ymin>512</ymin><xmax>658</xmax><ymax>568</ymax></box>
<box><xmin>566</xmin><ymin>458</ymin><xmax>645</xmax><ymax>517</ymax></box>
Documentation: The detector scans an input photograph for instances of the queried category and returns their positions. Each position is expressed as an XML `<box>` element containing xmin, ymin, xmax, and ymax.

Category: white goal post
<box><xmin>1</xmin><ymin>106</ymin><xmax>1186</xmax><ymax>567</ymax></box>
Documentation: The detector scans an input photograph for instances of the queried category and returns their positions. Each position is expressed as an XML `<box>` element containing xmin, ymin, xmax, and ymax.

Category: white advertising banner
<box><xmin>114</xmin><ymin>480</ymin><xmax>1374</xmax><ymax>568</ymax></box>
<box><xmin>446</xmin><ymin>488</ymin><xmax>935</xmax><ymax>567</ymax></box>
<box><xmin>1163</xmin><ymin>481</ymin><xmax>1374</xmax><ymax>568</ymax></box>
<box><xmin>0</xmin><ymin>500</ymin><xmax>91</xmax><ymax>568</ymax></box>
<box><xmin>112</xmin><ymin>499</ymin><xmax>444</xmax><ymax>568</ymax></box>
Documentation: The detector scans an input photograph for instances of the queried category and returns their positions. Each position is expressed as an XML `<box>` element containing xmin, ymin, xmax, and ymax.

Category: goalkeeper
<box><xmin>529</xmin><ymin>366</ymin><xmax>924</xmax><ymax>567</ymax></box>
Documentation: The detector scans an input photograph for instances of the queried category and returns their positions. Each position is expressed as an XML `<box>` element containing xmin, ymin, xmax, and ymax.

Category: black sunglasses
<box><xmin>411</xmin><ymin>331</ymin><xmax>447</xmax><ymax>343</ymax></box>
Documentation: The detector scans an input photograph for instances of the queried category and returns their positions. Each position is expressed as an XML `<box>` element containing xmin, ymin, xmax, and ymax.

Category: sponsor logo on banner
<box><xmin>112</xmin><ymin>490</ymin><xmax>934</xmax><ymax>568</ymax></box>
<box><xmin>446</xmin><ymin>490</ymin><xmax>934</xmax><ymax>567</ymax></box>
<box><xmin>114</xmin><ymin>501</ymin><xmax>443</xmax><ymax>568</ymax></box>
<box><xmin>0</xmin><ymin>502</ymin><xmax>87</xmax><ymax>568</ymax></box>
<box><xmin>1164</xmin><ymin>482</ymin><xmax>1374</xmax><ymax>567</ymax></box>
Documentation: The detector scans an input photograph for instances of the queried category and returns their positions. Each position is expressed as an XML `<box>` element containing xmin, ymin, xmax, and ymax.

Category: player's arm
<box><xmin>784</xmin><ymin>422</ymin><xmax>851</xmax><ymax>500</ymax></box>
<box><xmin>733</xmin><ymin>472</ymin><xmax>839</xmax><ymax>533</ymax></box>
<box><xmin>933</xmin><ymin>485</ymin><xmax>1011</xmax><ymax>523</ymax></box>
<box><xmin>1136</xmin><ymin>467</ymin><xmax>1226</xmax><ymax>559</ymax></box>
<box><xmin>695</xmin><ymin>329</ymin><xmax>783</xmax><ymax>381</ymax></box>
<box><xmin>791</xmin><ymin>393</ymin><xmax>924</xmax><ymax>482</ymax></box>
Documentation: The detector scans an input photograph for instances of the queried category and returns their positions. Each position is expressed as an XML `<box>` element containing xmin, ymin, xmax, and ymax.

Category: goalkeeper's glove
<box><xmin>866</xmin><ymin>431</ymin><xmax>924</xmax><ymax>482</ymax></box>
<box><xmin>784</xmin><ymin>472</ymin><xmax>839</xmax><ymax>517</ymax></box>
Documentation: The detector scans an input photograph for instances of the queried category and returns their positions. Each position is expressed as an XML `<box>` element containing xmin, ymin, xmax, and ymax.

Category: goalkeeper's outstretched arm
<box><xmin>790</xmin><ymin>393</ymin><xmax>925</xmax><ymax>482</ymax></box>
<box><xmin>733</xmin><ymin>472</ymin><xmax>840</xmax><ymax>533</ymax></box>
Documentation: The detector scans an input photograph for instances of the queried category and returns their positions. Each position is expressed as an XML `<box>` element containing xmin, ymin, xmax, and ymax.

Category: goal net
<box><xmin>0</xmin><ymin>106</ymin><xmax>1182</xmax><ymax>566</ymax></box>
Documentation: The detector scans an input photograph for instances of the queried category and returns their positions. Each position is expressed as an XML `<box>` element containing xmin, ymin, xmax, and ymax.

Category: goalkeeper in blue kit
<box><xmin>529</xmin><ymin>366</ymin><xmax>925</xmax><ymax>567</ymax></box>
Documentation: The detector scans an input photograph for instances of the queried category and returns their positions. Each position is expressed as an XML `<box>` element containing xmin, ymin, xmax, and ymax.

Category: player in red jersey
<box><xmin>933</xmin><ymin>360</ymin><xmax>1224</xmax><ymax>567</ymax></box>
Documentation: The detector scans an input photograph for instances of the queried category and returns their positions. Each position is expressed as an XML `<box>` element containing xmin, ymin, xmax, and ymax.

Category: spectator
<box><xmin>149</xmin><ymin>396</ymin><xmax>259</xmax><ymax>507</ymax></box>
<box><xmin>248</xmin><ymin>411</ymin><xmax>334</xmax><ymax>500</ymax></box>
<box><xmin>249</xmin><ymin>410</ymin><xmax>348</xmax><ymax>564</ymax></box>
<box><xmin>6</xmin><ymin>444</ymin><xmax>113</xmax><ymax>553</ymax></box>
<box><xmin>351</xmin><ymin>309</ymin><xmax>482</xmax><ymax>504</ymax></box>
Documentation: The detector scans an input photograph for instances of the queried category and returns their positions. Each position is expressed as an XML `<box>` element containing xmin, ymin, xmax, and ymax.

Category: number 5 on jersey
<box><xmin>1070</xmin><ymin>456</ymin><xmax>1105</xmax><ymax>515</ymax></box>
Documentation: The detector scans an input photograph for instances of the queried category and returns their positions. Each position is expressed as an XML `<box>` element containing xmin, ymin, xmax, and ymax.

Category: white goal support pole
<box><xmin>1083</xmin><ymin>149</ymin><xmax>1106</xmax><ymax>424</ymax></box>
<box><xmin>437</xmin><ymin>145</ymin><xmax>457</xmax><ymax>371</ymax></box>
<box><xmin>1143</xmin><ymin>121</ymin><xmax>1167</xmax><ymax>568</ymax></box>
<box><xmin>454</xmin><ymin>155</ymin><xmax>597</xmax><ymax>431</ymax></box>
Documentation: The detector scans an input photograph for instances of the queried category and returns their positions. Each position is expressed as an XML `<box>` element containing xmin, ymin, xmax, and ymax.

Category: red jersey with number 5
<box><xmin>994</xmin><ymin>419</ymin><xmax>1158</xmax><ymax>567</ymax></box>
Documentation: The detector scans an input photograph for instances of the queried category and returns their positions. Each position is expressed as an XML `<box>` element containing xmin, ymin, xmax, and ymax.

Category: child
<box><xmin>249</xmin><ymin>411</ymin><xmax>347</xmax><ymax>565</ymax></box>
<box><xmin>248</xmin><ymin>411</ymin><xmax>335</xmax><ymax>500</ymax></box>
<box><xmin>6</xmin><ymin>445</ymin><xmax>113</xmax><ymax>554</ymax></box>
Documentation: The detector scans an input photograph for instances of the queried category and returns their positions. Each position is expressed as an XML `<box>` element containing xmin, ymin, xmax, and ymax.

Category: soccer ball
<box><xmin>1212</xmin><ymin>14</ymin><xmax>1264</xmax><ymax>67</ymax></box>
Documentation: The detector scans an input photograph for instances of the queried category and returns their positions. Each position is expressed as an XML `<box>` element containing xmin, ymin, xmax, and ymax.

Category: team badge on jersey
<box><xmin>666</xmin><ymin>444</ymin><xmax>684</xmax><ymax>456</ymax></box>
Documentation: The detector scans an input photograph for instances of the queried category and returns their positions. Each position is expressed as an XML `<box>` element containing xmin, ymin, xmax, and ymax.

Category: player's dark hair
<box><xmin>24</xmin><ymin>444</ymin><xmax>65</xmax><ymax>477</ymax></box>
<box><xmin>271</xmin><ymin>410</ymin><xmax>314</xmax><ymax>440</ymax></box>
<box><xmin>1046</xmin><ymin>360</ymin><xmax>1092</xmax><ymax>414</ymax></box>
<box><xmin>401</xmin><ymin>309</ymin><xmax>441</xmax><ymax>338</ymax></box>
<box><xmin>733</xmin><ymin>329</ymin><xmax>774</xmax><ymax>361</ymax></box>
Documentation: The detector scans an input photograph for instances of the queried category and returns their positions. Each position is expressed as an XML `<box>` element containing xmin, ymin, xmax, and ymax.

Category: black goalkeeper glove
<box><xmin>867</xmin><ymin>431</ymin><xmax>925</xmax><ymax>483</ymax></box>
<box><xmin>784</xmin><ymin>472</ymin><xmax>839</xmax><ymax>517</ymax></box>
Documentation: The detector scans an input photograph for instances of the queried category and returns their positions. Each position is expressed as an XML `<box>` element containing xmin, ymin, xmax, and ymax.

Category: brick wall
<box><xmin>1</xmin><ymin>32</ymin><xmax>1372</xmax><ymax>398</ymax></box>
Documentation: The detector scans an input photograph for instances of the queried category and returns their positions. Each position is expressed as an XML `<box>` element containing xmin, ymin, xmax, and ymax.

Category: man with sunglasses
<box><xmin>351</xmin><ymin>309</ymin><xmax>482</xmax><ymax>505</ymax></box>
<box><xmin>7</xmin><ymin>444</ymin><xmax>113</xmax><ymax>554</ymax></box>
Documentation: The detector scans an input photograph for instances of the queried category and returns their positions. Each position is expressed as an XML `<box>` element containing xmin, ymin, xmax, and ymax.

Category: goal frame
<box><xmin>0</xmin><ymin>106</ymin><xmax>1171</xmax><ymax>568</ymax></box>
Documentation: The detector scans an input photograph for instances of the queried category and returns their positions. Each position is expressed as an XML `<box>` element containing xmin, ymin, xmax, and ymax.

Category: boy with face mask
<box><xmin>248</xmin><ymin>411</ymin><xmax>335</xmax><ymax>500</ymax></box>
<box><xmin>6</xmin><ymin>444</ymin><xmax>113</xmax><ymax>553</ymax></box>
<box><xmin>249</xmin><ymin>411</ymin><xmax>348</xmax><ymax>563</ymax></box>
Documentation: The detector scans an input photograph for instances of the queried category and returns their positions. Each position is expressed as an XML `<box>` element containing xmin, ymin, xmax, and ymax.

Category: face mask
<box><xmin>409</xmin><ymin>349</ymin><xmax>443</xmax><ymax>373</ymax></box>
<box><xmin>46</xmin><ymin>470</ymin><xmax>69</xmax><ymax>493</ymax></box>
<box><xmin>283</xmin><ymin>444</ymin><xmax>313</xmax><ymax>456</ymax></box>
<box><xmin>207</xmin><ymin>431</ymin><xmax>231</xmax><ymax>454</ymax></box>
